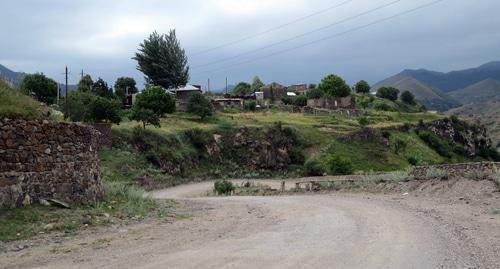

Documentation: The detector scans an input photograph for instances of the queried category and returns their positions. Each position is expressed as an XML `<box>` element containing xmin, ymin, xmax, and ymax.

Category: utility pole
<box><xmin>80</xmin><ymin>69</ymin><xmax>84</xmax><ymax>80</ymax></box>
<box><xmin>225</xmin><ymin>77</ymin><xmax>228</xmax><ymax>95</ymax></box>
<box><xmin>57</xmin><ymin>84</ymin><xmax>60</xmax><ymax>105</ymax></box>
<box><xmin>64</xmin><ymin>66</ymin><xmax>69</xmax><ymax>120</ymax></box>
<box><xmin>207</xmin><ymin>78</ymin><xmax>210</xmax><ymax>92</ymax></box>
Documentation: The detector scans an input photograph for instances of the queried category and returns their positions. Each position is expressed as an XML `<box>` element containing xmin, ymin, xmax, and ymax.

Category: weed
<box><xmin>304</xmin><ymin>158</ymin><xmax>325</xmax><ymax>176</ymax></box>
<box><xmin>426</xmin><ymin>167</ymin><xmax>449</xmax><ymax>180</ymax></box>
<box><xmin>214</xmin><ymin>180</ymin><xmax>235</xmax><ymax>195</ymax></box>
<box><xmin>465</xmin><ymin>170</ymin><xmax>490</xmax><ymax>181</ymax></box>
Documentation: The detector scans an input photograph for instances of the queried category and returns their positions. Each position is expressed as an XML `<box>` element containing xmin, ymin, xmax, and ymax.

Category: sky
<box><xmin>1</xmin><ymin>0</ymin><xmax>499</xmax><ymax>90</ymax></box>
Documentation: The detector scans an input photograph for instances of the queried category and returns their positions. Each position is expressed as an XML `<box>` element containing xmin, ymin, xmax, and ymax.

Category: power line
<box><xmin>194</xmin><ymin>0</ymin><xmax>445</xmax><ymax>76</ymax></box>
<box><xmin>188</xmin><ymin>0</ymin><xmax>354</xmax><ymax>57</ymax></box>
<box><xmin>191</xmin><ymin>0</ymin><xmax>401</xmax><ymax>70</ymax></box>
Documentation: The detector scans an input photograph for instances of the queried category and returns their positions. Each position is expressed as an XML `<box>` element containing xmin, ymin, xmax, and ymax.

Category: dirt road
<box><xmin>2</xmin><ymin>180</ymin><xmax>499</xmax><ymax>268</ymax></box>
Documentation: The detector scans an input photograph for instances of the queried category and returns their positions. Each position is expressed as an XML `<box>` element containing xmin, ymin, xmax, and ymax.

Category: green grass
<box><xmin>0</xmin><ymin>81</ymin><xmax>43</xmax><ymax>120</ymax></box>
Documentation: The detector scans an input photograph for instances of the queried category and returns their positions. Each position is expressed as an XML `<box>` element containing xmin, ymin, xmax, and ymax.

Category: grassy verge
<box><xmin>0</xmin><ymin>80</ymin><xmax>43</xmax><ymax>120</ymax></box>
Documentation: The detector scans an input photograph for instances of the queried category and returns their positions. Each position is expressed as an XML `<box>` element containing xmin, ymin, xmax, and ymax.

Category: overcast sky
<box><xmin>1</xmin><ymin>0</ymin><xmax>499</xmax><ymax>90</ymax></box>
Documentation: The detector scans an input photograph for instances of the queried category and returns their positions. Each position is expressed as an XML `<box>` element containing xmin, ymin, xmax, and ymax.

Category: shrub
<box><xmin>400</xmin><ymin>90</ymin><xmax>416</xmax><ymax>105</ymax></box>
<box><xmin>373</xmin><ymin>99</ymin><xmax>394</xmax><ymax>111</ymax></box>
<box><xmin>391</xmin><ymin>168</ymin><xmax>414</xmax><ymax>182</ymax></box>
<box><xmin>214</xmin><ymin>180</ymin><xmax>235</xmax><ymax>195</ymax></box>
<box><xmin>66</xmin><ymin>91</ymin><xmax>122</xmax><ymax>124</ymax></box>
<box><xmin>392</xmin><ymin>138</ymin><xmax>407</xmax><ymax>154</ymax></box>
<box><xmin>0</xmin><ymin>81</ymin><xmax>43</xmax><ymax>120</ymax></box>
<box><xmin>20</xmin><ymin>73</ymin><xmax>58</xmax><ymax>104</ymax></box>
<box><xmin>417</xmin><ymin>130</ymin><xmax>452</xmax><ymax>158</ymax></box>
<box><xmin>425</xmin><ymin>167</ymin><xmax>449</xmax><ymax>180</ymax></box>
<box><xmin>187</xmin><ymin>92</ymin><xmax>214</xmax><ymax>120</ymax></box>
<box><xmin>184</xmin><ymin>128</ymin><xmax>210</xmax><ymax>150</ymax></box>
<box><xmin>465</xmin><ymin>170</ymin><xmax>490</xmax><ymax>181</ymax></box>
<box><xmin>244</xmin><ymin>100</ymin><xmax>257</xmax><ymax>111</ymax></box>
<box><xmin>324</xmin><ymin>155</ymin><xmax>354</xmax><ymax>175</ymax></box>
<box><xmin>294</xmin><ymin>95</ymin><xmax>308</xmax><ymax>107</ymax></box>
<box><xmin>289</xmin><ymin>147</ymin><xmax>306</xmax><ymax>165</ymax></box>
<box><xmin>358</xmin><ymin>116</ymin><xmax>369</xmax><ymax>127</ymax></box>
<box><xmin>304</xmin><ymin>158</ymin><xmax>325</xmax><ymax>176</ymax></box>
<box><xmin>407</xmin><ymin>156</ymin><xmax>418</xmax><ymax>166</ymax></box>
<box><xmin>306</xmin><ymin>88</ymin><xmax>324</xmax><ymax>99</ymax></box>
<box><xmin>281</xmin><ymin>96</ymin><xmax>293</xmax><ymax>105</ymax></box>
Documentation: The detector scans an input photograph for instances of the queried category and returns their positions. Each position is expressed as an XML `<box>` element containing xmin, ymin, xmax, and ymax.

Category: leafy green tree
<box><xmin>129</xmin><ymin>86</ymin><xmax>175</xmax><ymax>128</ymax></box>
<box><xmin>308</xmin><ymin>83</ymin><xmax>317</xmax><ymax>89</ymax></box>
<box><xmin>187</xmin><ymin>92</ymin><xmax>214</xmax><ymax>120</ymax></box>
<box><xmin>400</xmin><ymin>90</ymin><xmax>417</xmax><ymax>105</ymax></box>
<box><xmin>294</xmin><ymin>95</ymin><xmax>308</xmax><ymax>107</ymax></box>
<box><xmin>251</xmin><ymin>76</ymin><xmax>264</xmax><ymax>92</ymax></box>
<box><xmin>232</xmin><ymin>82</ymin><xmax>252</xmax><ymax>95</ymax></box>
<box><xmin>114</xmin><ymin>77</ymin><xmax>138</xmax><ymax>101</ymax></box>
<box><xmin>77</xmin><ymin>75</ymin><xmax>93</xmax><ymax>92</ymax></box>
<box><xmin>376</xmin><ymin>87</ymin><xmax>400</xmax><ymax>101</ymax></box>
<box><xmin>304</xmin><ymin>158</ymin><xmax>325</xmax><ymax>176</ymax></box>
<box><xmin>354</xmin><ymin>80</ymin><xmax>371</xmax><ymax>94</ymax></box>
<box><xmin>92</xmin><ymin>78</ymin><xmax>114</xmax><ymax>98</ymax></box>
<box><xmin>133</xmin><ymin>30</ymin><xmax>189</xmax><ymax>89</ymax></box>
<box><xmin>306</xmin><ymin>88</ymin><xmax>324</xmax><ymax>99</ymax></box>
<box><xmin>20</xmin><ymin>73</ymin><xmax>58</xmax><ymax>104</ymax></box>
<box><xmin>92</xmin><ymin>97</ymin><xmax>122</xmax><ymax>124</ymax></box>
<box><xmin>318</xmin><ymin>74</ymin><xmax>351</xmax><ymax>97</ymax></box>
<box><xmin>65</xmin><ymin>91</ymin><xmax>121</xmax><ymax>124</ymax></box>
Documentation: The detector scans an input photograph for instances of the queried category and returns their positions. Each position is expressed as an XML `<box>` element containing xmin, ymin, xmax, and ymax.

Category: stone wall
<box><xmin>411</xmin><ymin>162</ymin><xmax>500</xmax><ymax>179</ymax></box>
<box><xmin>0</xmin><ymin>119</ymin><xmax>105</xmax><ymax>209</ymax></box>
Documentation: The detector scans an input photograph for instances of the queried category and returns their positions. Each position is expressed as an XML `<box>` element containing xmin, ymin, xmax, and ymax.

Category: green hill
<box><xmin>448</xmin><ymin>79</ymin><xmax>500</xmax><ymax>104</ymax></box>
<box><xmin>372</xmin><ymin>75</ymin><xmax>461</xmax><ymax>111</ymax></box>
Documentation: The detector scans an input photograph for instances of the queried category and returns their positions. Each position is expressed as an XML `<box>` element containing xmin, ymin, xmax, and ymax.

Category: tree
<box><xmin>92</xmin><ymin>78</ymin><xmax>114</xmax><ymax>98</ymax></box>
<box><xmin>251</xmin><ymin>76</ymin><xmax>264</xmax><ymax>92</ymax></box>
<box><xmin>376</xmin><ymin>87</ymin><xmax>400</xmax><ymax>101</ymax></box>
<box><xmin>129</xmin><ymin>86</ymin><xmax>175</xmax><ymax>128</ymax></box>
<box><xmin>400</xmin><ymin>90</ymin><xmax>417</xmax><ymax>105</ymax></box>
<box><xmin>354</xmin><ymin>80</ymin><xmax>371</xmax><ymax>94</ymax></box>
<box><xmin>77</xmin><ymin>75</ymin><xmax>93</xmax><ymax>92</ymax></box>
<box><xmin>65</xmin><ymin>91</ymin><xmax>121</xmax><ymax>124</ymax></box>
<box><xmin>133</xmin><ymin>30</ymin><xmax>189</xmax><ymax>89</ymax></box>
<box><xmin>324</xmin><ymin>155</ymin><xmax>354</xmax><ymax>175</ymax></box>
<box><xmin>318</xmin><ymin>74</ymin><xmax>351</xmax><ymax>97</ymax></box>
<box><xmin>187</xmin><ymin>92</ymin><xmax>214</xmax><ymax>120</ymax></box>
<box><xmin>308</xmin><ymin>83</ymin><xmax>317</xmax><ymax>89</ymax></box>
<box><xmin>20</xmin><ymin>73</ymin><xmax>58</xmax><ymax>104</ymax></box>
<box><xmin>232</xmin><ymin>82</ymin><xmax>252</xmax><ymax>96</ymax></box>
<box><xmin>114</xmin><ymin>77</ymin><xmax>138</xmax><ymax>102</ymax></box>
<box><xmin>306</xmin><ymin>88</ymin><xmax>324</xmax><ymax>99</ymax></box>
<box><xmin>294</xmin><ymin>95</ymin><xmax>308</xmax><ymax>107</ymax></box>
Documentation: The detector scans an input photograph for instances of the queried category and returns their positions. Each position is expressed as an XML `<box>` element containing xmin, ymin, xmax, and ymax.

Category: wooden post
<box><xmin>281</xmin><ymin>181</ymin><xmax>285</xmax><ymax>193</ymax></box>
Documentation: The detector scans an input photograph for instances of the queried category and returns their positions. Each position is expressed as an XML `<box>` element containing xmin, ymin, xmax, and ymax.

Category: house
<box><xmin>260</xmin><ymin>82</ymin><xmax>287</xmax><ymax>100</ymax></box>
<box><xmin>288</xmin><ymin>84</ymin><xmax>308</xmax><ymax>95</ymax></box>
<box><xmin>169</xmin><ymin>84</ymin><xmax>203</xmax><ymax>111</ymax></box>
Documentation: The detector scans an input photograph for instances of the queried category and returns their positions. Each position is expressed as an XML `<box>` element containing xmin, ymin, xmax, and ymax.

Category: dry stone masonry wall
<box><xmin>0</xmin><ymin>119</ymin><xmax>104</xmax><ymax>209</ymax></box>
<box><xmin>411</xmin><ymin>162</ymin><xmax>500</xmax><ymax>179</ymax></box>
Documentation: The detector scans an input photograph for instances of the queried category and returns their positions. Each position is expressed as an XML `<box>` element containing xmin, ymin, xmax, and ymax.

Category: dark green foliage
<box><xmin>187</xmin><ymin>92</ymin><xmax>214</xmax><ymax>120</ymax></box>
<box><xmin>376</xmin><ymin>87</ymin><xmax>400</xmax><ymax>101</ymax></box>
<box><xmin>358</xmin><ymin>116</ymin><xmax>369</xmax><ymax>127</ymax></box>
<box><xmin>479</xmin><ymin>148</ymin><xmax>500</xmax><ymax>161</ymax></box>
<box><xmin>66</xmin><ymin>91</ymin><xmax>122</xmax><ymax>124</ymax></box>
<box><xmin>308</xmin><ymin>83</ymin><xmax>317</xmax><ymax>89</ymax></box>
<box><xmin>304</xmin><ymin>158</ymin><xmax>325</xmax><ymax>176</ymax></box>
<box><xmin>232</xmin><ymin>82</ymin><xmax>252</xmax><ymax>95</ymax></box>
<box><xmin>318</xmin><ymin>74</ymin><xmax>351</xmax><ymax>97</ymax></box>
<box><xmin>251</xmin><ymin>76</ymin><xmax>265</xmax><ymax>92</ymax></box>
<box><xmin>133</xmin><ymin>30</ymin><xmax>189</xmax><ymax>89</ymax></box>
<box><xmin>373</xmin><ymin>99</ymin><xmax>395</xmax><ymax>111</ymax></box>
<box><xmin>392</xmin><ymin>138</ymin><xmax>407</xmax><ymax>154</ymax></box>
<box><xmin>407</xmin><ymin>156</ymin><xmax>418</xmax><ymax>166</ymax></box>
<box><xmin>184</xmin><ymin>128</ymin><xmax>210</xmax><ymax>151</ymax></box>
<box><xmin>114</xmin><ymin>77</ymin><xmax>138</xmax><ymax>102</ymax></box>
<box><xmin>92</xmin><ymin>78</ymin><xmax>114</xmax><ymax>98</ymax></box>
<box><xmin>294</xmin><ymin>95</ymin><xmax>308</xmax><ymax>107</ymax></box>
<box><xmin>244</xmin><ymin>100</ymin><xmax>257</xmax><ymax>111</ymax></box>
<box><xmin>20</xmin><ymin>73</ymin><xmax>58</xmax><ymax>104</ymax></box>
<box><xmin>306</xmin><ymin>88</ymin><xmax>324</xmax><ymax>99</ymax></box>
<box><xmin>324</xmin><ymin>155</ymin><xmax>354</xmax><ymax>175</ymax></box>
<box><xmin>0</xmin><ymin>80</ymin><xmax>42</xmax><ymax>120</ymax></box>
<box><xmin>354</xmin><ymin>80</ymin><xmax>371</xmax><ymax>94</ymax></box>
<box><xmin>281</xmin><ymin>96</ymin><xmax>293</xmax><ymax>105</ymax></box>
<box><xmin>400</xmin><ymin>90</ymin><xmax>417</xmax><ymax>105</ymax></box>
<box><xmin>417</xmin><ymin>130</ymin><xmax>452</xmax><ymax>158</ymax></box>
<box><xmin>77</xmin><ymin>75</ymin><xmax>93</xmax><ymax>92</ymax></box>
<box><xmin>289</xmin><ymin>147</ymin><xmax>305</xmax><ymax>165</ymax></box>
<box><xmin>357</xmin><ymin>95</ymin><xmax>373</xmax><ymax>109</ymax></box>
<box><xmin>214</xmin><ymin>180</ymin><xmax>235</xmax><ymax>195</ymax></box>
<box><xmin>129</xmin><ymin>86</ymin><xmax>175</xmax><ymax>128</ymax></box>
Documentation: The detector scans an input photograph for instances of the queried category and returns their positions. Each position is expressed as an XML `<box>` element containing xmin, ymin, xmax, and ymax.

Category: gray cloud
<box><xmin>1</xmin><ymin>0</ymin><xmax>499</xmax><ymax>89</ymax></box>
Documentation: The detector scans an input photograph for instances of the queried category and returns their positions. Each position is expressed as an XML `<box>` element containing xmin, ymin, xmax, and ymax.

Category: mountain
<box><xmin>0</xmin><ymin>64</ymin><xmax>26</xmax><ymax>87</ymax></box>
<box><xmin>447</xmin><ymin>100</ymin><xmax>500</xmax><ymax>149</ymax></box>
<box><xmin>448</xmin><ymin>79</ymin><xmax>500</xmax><ymax>104</ymax></box>
<box><xmin>372</xmin><ymin>74</ymin><xmax>461</xmax><ymax>111</ymax></box>
<box><xmin>399</xmin><ymin>61</ymin><xmax>500</xmax><ymax>92</ymax></box>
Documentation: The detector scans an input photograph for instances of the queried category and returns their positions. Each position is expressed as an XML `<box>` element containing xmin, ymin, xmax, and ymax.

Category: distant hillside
<box><xmin>448</xmin><ymin>100</ymin><xmax>500</xmax><ymax>148</ymax></box>
<box><xmin>448</xmin><ymin>79</ymin><xmax>500</xmax><ymax>104</ymax></box>
<box><xmin>372</xmin><ymin>75</ymin><xmax>460</xmax><ymax>111</ymax></box>
<box><xmin>399</xmin><ymin>61</ymin><xmax>500</xmax><ymax>92</ymax></box>
<box><xmin>0</xmin><ymin>64</ymin><xmax>26</xmax><ymax>87</ymax></box>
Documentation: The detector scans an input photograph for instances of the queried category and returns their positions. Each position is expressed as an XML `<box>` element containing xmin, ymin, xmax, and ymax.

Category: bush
<box><xmin>244</xmin><ymin>100</ymin><xmax>257</xmax><ymax>111</ymax></box>
<box><xmin>187</xmin><ymin>92</ymin><xmax>214</xmax><ymax>120</ymax></box>
<box><xmin>290</xmin><ymin>147</ymin><xmax>306</xmax><ymax>165</ymax></box>
<box><xmin>373</xmin><ymin>99</ymin><xmax>395</xmax><ymax>111</ymax></box>
<box><xmin>294</xmin><ymin>95</ymin><xmax>308</xmax><ymax>107</ymax></box>
<box><xmin>306</xmin><ymin>88</ymin><xmax>324</xmax><ymax>99</ymax></box>
<box><xmin>0</xmin><ymin>81</ymin><xmax>42</xmax><ymax>120</ymax></box>
<box><xmin>184</xmin><ymin>128</ymin><xmax>210</xmax><ymax>150</ymax></box>
<box><xmin>281</xmin><ymin>96</ymin><xmax>293</xmax><ymax>105</ymax></box>
<box><xmin>407</xmin><ymin>156</ymin><xmax>418</xmax><ymax>166</ymax></box>
<box><xmin>66</xmin><ymin>91</ymin><xmax>122</xmax><ymax>124</ymax></box>
<box><xmin>20</xmin><ymin>73</ymin><xmax>58</xmax><ymax>104</ymax></box>
<box><xmin>214</xmin><ymin>180</ymin><xmax>235</xmax><ymax>195</ymax></box>
<box><xmin>425</xmin><ymin>167</ymin><xmax>449</xmax><ymax>180</ymax></box>
<box><xmin>358</xmin><ymin>116</ymin><xmax>369</xmax><ymax>127</ymax></box>
<box><xmin>417</xmin><ymin>130</ymin><xmax>452</xmax><ymax>158</ymax></box>
<box><xmin>400</xmin><ymin>90</ymin><xmax>416</xmax><ymax>105</ymax></box>
<box><xmin>304</xmin><ymin>158</ymin><xmax>325</xmax><ymax>176</ymax></box>
<box><xmin>324</xmin><ymin>155</ymin><xmax>354</xmax><ymax>175</ymax></box>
